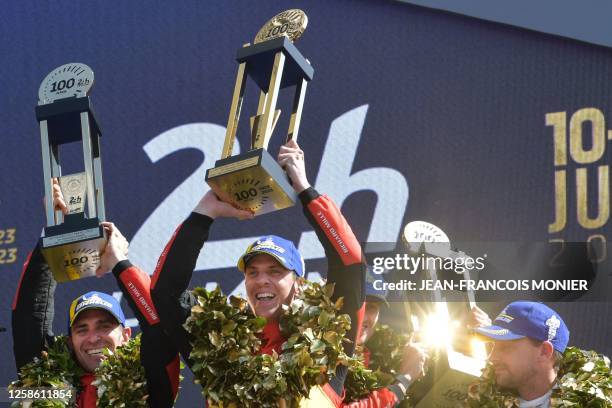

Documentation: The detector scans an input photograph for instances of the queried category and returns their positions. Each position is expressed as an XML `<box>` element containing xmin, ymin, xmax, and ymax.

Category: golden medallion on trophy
<box><xmin>254</xmin><ymin>9</ymin><xmax>308</xmax><ymax>44</ymax></box>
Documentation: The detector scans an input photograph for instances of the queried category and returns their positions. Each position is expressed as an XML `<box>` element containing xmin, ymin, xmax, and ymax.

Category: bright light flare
<box><xmin>420</xmin><ymin>304</ymin><xmax>456</xmax><ymax>349</ymax></box>
<box><xmin>470</xmin><ymin>337</ymin><xmax>488</xmax><ymax>361</ymax></box>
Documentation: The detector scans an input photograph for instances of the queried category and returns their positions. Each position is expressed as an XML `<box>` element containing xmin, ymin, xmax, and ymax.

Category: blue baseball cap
<box><xmin>365</xmin><ymin>266</ymin><xmax>389</xmax><ymax>306</ymax></box>
<box><xmin>68</xmin><ymin>291</ymin><xmax>126</xmax><ymax>331</ymax></box>
<box><xmin>474</xmin><ymin>301</ymin><xmax>569</xmax><ymax>352</ymax></box>
<box><xmin>237</xmin><ymin>235</ymin><xmax>305</xmax><ymax>277</ymax></box>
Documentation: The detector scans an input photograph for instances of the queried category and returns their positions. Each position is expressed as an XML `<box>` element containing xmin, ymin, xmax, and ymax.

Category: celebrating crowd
<box><xmin>10</xmin><ymin>140</ymin><xmax>611</xmax><ymax>407</ymax></box>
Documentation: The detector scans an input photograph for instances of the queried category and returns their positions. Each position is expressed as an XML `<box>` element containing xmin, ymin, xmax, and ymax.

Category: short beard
<box><xmin>496</xmin><ymin>364</ymin><xmax>538</xmax><ymax>392</ymax></box>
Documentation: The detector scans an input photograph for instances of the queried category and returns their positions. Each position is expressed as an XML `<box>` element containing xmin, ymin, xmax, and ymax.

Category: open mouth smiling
<box><xmin>256</xmin><ymin>292</ymin><xmax>276</xmax><ymax>301</ymax></box>
<box><xmin>85</xmin><ymin>348</ymin><xmax>107</xmax><ymax>357</ymax></box>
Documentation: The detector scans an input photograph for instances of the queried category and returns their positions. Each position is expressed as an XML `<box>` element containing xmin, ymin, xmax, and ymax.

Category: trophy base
<box><xmin>412</xmin><ymin>347</ymin><xmax>484</xmax><ymax>408</ymax></box>
<box><xmin>205</xmin><ymin>149</ymin><xmax>297</xmax><ymax>216</ymax></box>
<box><xmin>40</xmin><ymin>214</ymin><xmax>106</xmax><ymax>282</ymax></box>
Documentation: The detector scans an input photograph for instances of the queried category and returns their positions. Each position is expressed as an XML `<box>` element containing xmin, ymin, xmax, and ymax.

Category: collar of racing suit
<box><xmin>258</xmin><ymin>321</ymin><xmax>286</xmax><ymax>355</ymax></box>
<box><xmin>76</xmin><ymin>373</ymin><xmax>97</xmax><ymax>408</ymax></box>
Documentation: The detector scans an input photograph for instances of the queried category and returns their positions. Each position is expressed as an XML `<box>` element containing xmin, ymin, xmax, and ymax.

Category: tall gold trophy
<box><xmin>36</xmin><ymin>63</ymin><xmax>107</xmax><ymax>282</ymax></box>
<box><xmin>206</xmin><ymin>9</ymin><xmax>313</xmax><ymax>216</ymax></box>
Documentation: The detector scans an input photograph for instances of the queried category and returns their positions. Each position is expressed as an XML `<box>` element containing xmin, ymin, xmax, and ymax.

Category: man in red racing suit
<box><xmin>151</xmin><ymin>140</ymin><xmax>421</xmax><ymax>407</ymax></box>
<box><xmin>12</xmin><ymin>181</ymin><xmax>179</xmax><ymax>408</ymax></box>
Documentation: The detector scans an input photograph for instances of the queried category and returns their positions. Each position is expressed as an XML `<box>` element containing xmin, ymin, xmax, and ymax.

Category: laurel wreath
<box><xmin>344</xmin><ymin>324</ymin><xmax>418</xmax><ymax>406</ymax></box>
<box><xmin>92</xmin><ymin>335</ymin><xmax>148</xmax><ymax>407</ymax></box>
<box><xmin>465</xmin><ymin>346</ymin><xmax>612</xmax><ymax>407</ymax></box>
<box><xmin>183</xmin><ymin>281</ymin><xmax>354</xmax><ymax>407</ymax></box>
<box><xmin>10</xmin><ymin>334</ymin><xmax>147</xmax><ymax>407</ymax></box>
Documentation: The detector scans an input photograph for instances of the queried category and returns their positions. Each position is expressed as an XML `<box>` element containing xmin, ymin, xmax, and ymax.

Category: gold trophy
<box><xmin>206</xmin><ymin>9</ymin><xmax>313</xmax><ymax>216</ymax></box>
<box><xmin>36</xmin><ymin>63</ymin><xmax>107</xmax><ymax>282</ymax></box>
<box><xmin>401</xmin><ymin>221</ymin><xmax>487</xmax><ymax>407</ymax></box>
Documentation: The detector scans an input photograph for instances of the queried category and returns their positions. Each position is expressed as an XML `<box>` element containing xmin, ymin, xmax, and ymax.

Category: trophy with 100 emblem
<box><xmin>205</xmin><ymin>9</ymin><xmax>313</xmax><ymax>216</ymax></box>
<box><xmin>36</xmin><ymin>63</ymin><xmax>107</xmax><ymax>282</ymax></box>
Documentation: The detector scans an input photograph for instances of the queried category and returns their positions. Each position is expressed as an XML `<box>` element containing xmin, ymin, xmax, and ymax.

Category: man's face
<box><xmin>359</xmin><ymin>301</ymin><xmax>381</xmax><ymax>345</ymax></box>
<box><xmin>488</xmin><ymin>338</ymin><xmax>544</xmax><ymax>389</ymax></box>
<box><xmin>244</xmin><ymin>253</ymin><xmax>297</xmax><ymax>320</ymax></box>
<box><xmin>69</xmin><ymin>309</ymin><xmax>131</xmax><ymax>372</ymax></box>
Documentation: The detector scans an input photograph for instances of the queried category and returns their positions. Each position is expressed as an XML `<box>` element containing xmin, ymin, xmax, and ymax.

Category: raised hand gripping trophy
<box><xmin>36</xmin><ymin>63</ymin><xmax>106</xmax><ymax>282</ymax></box>
<box><xmin>401</xmin><ymin>221</ymin><xmax>486</xmax><ymax>407</ymax></box>
<box><xmin>206</xmin><ymin>9</ymin><xmax>313</xmax><ymax>216</ymax></box>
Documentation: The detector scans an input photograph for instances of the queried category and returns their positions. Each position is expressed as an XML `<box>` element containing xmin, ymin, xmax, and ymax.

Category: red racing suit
<box><xmin>151</xmin><ymin>188</ymin><xmax>409</xmax><ymax>407</ymax></box>
<box><xmin>151</xmin><ymin>188</ymin><xmax>365</xmax><ymax>405</ymax></box>
<box><xmin>12</xmin><ymin>245</ymin><xmax>179</xmax><ymax>408</ymax></box>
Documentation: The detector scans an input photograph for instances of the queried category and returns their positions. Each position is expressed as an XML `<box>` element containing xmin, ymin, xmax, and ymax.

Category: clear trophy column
<box><xmin>36</xmin><ymin>63</ymin><xmax>107</xmax><ymax>282</ymax></box>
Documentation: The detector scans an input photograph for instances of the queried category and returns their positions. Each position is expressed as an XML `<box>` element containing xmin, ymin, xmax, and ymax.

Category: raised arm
<box><xmin>279</xmin><ymin>140</ymin><xmax>367</xmax><ymax>403</ymax></box>
<box><xmin>11</xmin><ymin>244</ymin><xmax>56</xmax><ymax>370</ymax></box>
<box><xmin>150</xmin><ymin>190</ymin><xmax>252</xmax><ymax>366</ymax></box>
<box><xmin>279</xmin><ymin>139</ymin><xmax>366</xmax><ymax>348</ymax></box>
<box><xmin>96</xmin><ymin>222</ymin><xmax>180</xmax><ymax>407</ymax></box>
<box><xmin>12</xmin><ymin>180</ymin><xmax>67</xmax><ymax>370</ymax></box>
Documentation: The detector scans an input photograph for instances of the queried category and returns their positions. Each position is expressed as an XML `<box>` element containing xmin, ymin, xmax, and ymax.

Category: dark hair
<box><xmin>527</xmin><ymin>338</ymin><xmax>562</xmax><ymax>371</ymax></box>
<box><xmin>552</xmin><ymin>350</ymin><xmax>563</xmax><ymax>372</ymax></box>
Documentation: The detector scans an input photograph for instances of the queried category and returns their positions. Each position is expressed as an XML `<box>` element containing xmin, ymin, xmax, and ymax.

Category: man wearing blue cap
<box><xmin>473</xmin><ymin>301</ymin><xmax>570</xmax><ymax>407</ymax></box>
<box><xmin>12</xmin><ymin>182</ymin><xmax>179</xmax><ymax>408</ymax></box>
<box><xmin>66</xmin><ymin>290</ymin><xmax>131</xmax><ymax>373</ymax></box>
<box><xmin>151</xmin><ymin>140</ymin><xmax>418</xmax><ymax>406</ymax></box>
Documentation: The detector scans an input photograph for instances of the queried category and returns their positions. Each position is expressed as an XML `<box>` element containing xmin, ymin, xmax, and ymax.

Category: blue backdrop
<box><xmin>1</xmin><ymin>1</ymin><xmax>610</xmax><ymax>406</ymax></box>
